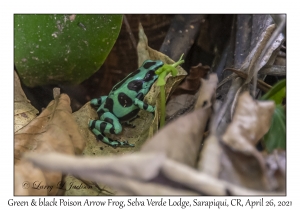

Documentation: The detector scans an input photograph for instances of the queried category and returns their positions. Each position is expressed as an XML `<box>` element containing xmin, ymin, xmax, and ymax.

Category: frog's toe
<box><xmin>111</xmin><ymin>140</ymin><xmax>134</xmax><ymax>148</ymax></box>
<box><xmin>149</xmin><ymin>106</ymin><xmax>156</xmax><ymax>112</ymax></box>
<box><xmin>123</xmin><ymin>140</ymin><xmax>135</xmax><ymax>147</ymax></box>
<box><xmin>88</xmin><ymin>120</ymin><xmax>97</xmax><ymax>128</ymax></box>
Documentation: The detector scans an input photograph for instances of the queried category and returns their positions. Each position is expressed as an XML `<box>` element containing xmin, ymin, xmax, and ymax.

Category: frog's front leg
<box><xmin>90</xmin><ymin>96</ymin><xmax>107</xmax><ymax>107</ymax></box>
<box><xmin>89</xmin><ymin>111</ymin><xmax>134</xmax><ymax>147</ymax></box>
<box><xmin>134</xmin><ymin>92</ymin><xmax>155</xmax><ymax>112</ymax></box>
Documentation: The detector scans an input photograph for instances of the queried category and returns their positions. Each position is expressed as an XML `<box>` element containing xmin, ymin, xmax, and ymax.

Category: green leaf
<box><xmin>14</xmin><ymin>14</ymin><xmax>122</xmax><ymax>87</ymax></box>
<box><xmin>263</xmin><ymin>104</ymin><xmax>286</xmax><ymax>152</ymax></box>
<box><xmin>260</xmin><ymin>79</ymin><xmax>286</xmax><ymax>104</ymax></box>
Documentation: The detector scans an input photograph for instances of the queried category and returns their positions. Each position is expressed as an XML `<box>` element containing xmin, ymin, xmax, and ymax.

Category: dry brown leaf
<box><xmin>14</xmin><ymin>71</ymin><xmax>39</xmax><ymax>132</ymax></box>
<box><xmin>24</xmin><ymin>152</ymin><xmax>284</xmax><ymax>196</ymax></box>
<box><xmin>171</xmin><ymin>63</ymin><xmax>210</xmax><ymax>97</ymax></box>
<box><xmin>223</xmin><ymin>92</ymin><xmax>275</xmax><ymax>147</ymax></box>
<box><xmin>14</xmin><ymin>93</ymin><xmax>85</xmax><ymax>195</ymax></box>
<box><xmin>14</xmin><ymin>161</ymin><xmax>48</xmax><ymax>195</ymax></box>
<box><xmin>219</xmin><ymin>92</ymin><xmax>280</xmax><ymax>191</ymax></box>
<box><xmin>61</xmin><ymin>100</ymin><xmax>123</xmax><ymax>195</ymax></box>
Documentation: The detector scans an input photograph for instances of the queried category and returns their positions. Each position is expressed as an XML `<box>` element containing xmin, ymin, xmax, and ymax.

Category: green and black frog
<box><xmin>89</xmin><ymin>60</ymin><xmax>164</xmax><ymax>147</ymax></box>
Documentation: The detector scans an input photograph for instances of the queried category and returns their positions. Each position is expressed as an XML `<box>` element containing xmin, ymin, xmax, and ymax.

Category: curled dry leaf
<box><xmin>14</xmin><ymin>71</ymin><xmax>39</xmax><ymax>132</ymax></box>
<box><xmin>25</xmin><ymin>152</ymin><xmax>284</xmax><ymax>196</ymax></box>
<box><xmin>219</xmin><ymin>92</ymin><xmax>283</xmax><ymax>192</ymax></box>
<box><xmin>223</xmin><ymin>92</ymin><xmax>275</xmax><ymax>147</ymax></box>
<box><xmin>172</xmin><ymin>63</ymin><xmax>210</xmax><ymax>97</ymax></box>
<box><xmin>14</xmin><ymin>93</ymin><xmax>85</xmax><ymax>195</ymax></box>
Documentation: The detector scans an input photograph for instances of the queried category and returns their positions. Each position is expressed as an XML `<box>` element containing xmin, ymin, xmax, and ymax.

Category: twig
<box><xmin>252</xmin><ymin>15</ymin><xmax>286</xmax><ymax>96</ymax></box>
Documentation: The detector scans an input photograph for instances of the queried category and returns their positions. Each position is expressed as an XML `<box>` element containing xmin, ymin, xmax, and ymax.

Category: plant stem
<box><xmin>160</xmin><ymin>85</ymin><xmax>166</xmax><ymax>128</ymax></box>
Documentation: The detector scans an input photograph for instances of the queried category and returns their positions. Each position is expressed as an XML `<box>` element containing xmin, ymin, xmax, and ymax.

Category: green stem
<box><xmin>171</xmin><ymin>54</ymin><xmax>185</xmax><ymax>68</ymax></box>
<box><xmin>160</xmin><ymin>85</ymin><xmax>166</xmax><ymax>128</ymax></box>
<box><xmin>156</xmin><ymin>53</ymin><xmax>184</xmax><ymax>129</ymax></box>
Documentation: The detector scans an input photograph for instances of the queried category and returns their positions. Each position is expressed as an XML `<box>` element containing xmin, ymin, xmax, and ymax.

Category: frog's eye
<box><xmin>143</xmin><ymin>61</ymin><xmax>157</xmax><ymax>69</ymax></box>
<box><xmin>143</xmin><ymin>70</ymin><xmax>155</xmax><ymax>82</ymax></box>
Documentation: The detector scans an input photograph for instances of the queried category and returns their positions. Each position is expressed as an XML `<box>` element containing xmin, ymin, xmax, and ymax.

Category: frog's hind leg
<box><xmin>91</xmin><ymin>128</ymin><xmax>134</xmax><ymax>148</ymax></box>
<box><xmin>89</xmin><ymin>112</ymin><xmax>134</xmax><ymax>147</ymax></box>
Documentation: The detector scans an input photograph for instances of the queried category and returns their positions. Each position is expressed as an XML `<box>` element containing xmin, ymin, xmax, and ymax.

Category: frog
<box><xmin>89</xmin><ymin>60</ymin><xmax>164</xmax><ymax>148</ymax></box>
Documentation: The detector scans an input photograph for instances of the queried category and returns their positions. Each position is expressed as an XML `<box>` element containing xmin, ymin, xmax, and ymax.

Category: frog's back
<box><xmin>101</xmin><ymin>60</ymin><xmax>164</xmax><ymax>121</ymax></box>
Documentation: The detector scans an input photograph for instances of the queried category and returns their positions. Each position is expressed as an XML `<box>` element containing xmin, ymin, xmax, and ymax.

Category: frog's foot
<box><xmin>91</xmin><ymin>128</ymin><xmax>134</xmax><ymax>148</ymax></box>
